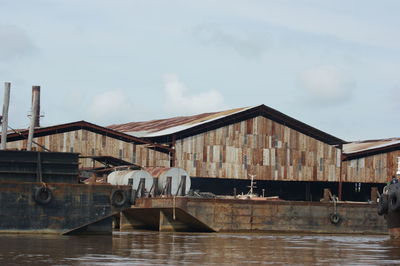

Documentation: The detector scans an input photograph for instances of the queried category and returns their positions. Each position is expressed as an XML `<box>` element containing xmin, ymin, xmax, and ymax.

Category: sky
<box><xmin>0</xmin><ymin>0</ymin><xmax>399</xmax><ymax>141</ymax></box>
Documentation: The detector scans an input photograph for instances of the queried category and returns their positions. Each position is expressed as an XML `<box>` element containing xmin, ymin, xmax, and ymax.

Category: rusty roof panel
<box><xmin>108</xmin><ymin>105</ymin><xmax>345</xmax><ymax>145</ymax></box>
<box><xmin>2</xmin><ymin>121</ymin><xmax>172</xmax><ymax>153</ymax></box>
<box><xmin>343</xmin><ymin>138</ymin><xmax>400</xmax><ymax>154</ymax></box>
<box><xmin>343</xmin><ymin>138</ymin><xmax>400</xmax><ymax>160</ymax></box>
<box><xmin>108</xmin><ymin>107</ymin><xmax>249</xmax><ymax>137</ymax></box>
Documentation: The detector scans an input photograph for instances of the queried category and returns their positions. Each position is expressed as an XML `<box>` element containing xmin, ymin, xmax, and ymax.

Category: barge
<box><xmin>0</xmin><ymin>150</ymin><xmax>131</xmax><ymax>235</ymax></box>
<box><xmin>120</xmin><ymin>197</ymin><xmax>385</xmax><ymax>234</ymax></box>
<box><xmin>117</xmin><ymin>176</ymin><xmax>386</xmax><ymax>234</ymax></box>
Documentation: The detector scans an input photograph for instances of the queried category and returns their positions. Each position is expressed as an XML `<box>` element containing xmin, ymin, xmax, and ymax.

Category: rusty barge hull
<box><xmin>121</xmin><ymin>197</ymin><xmax>387</xmax><ymax>234</ymax></box>
<box><xmin>0</xmin><ymin>181</ymin><xmax>123</xmax><ymax>234</ymax></box>
<box><xmin>0</xmin><ymin>150</ymin><xmax>132</xmax><ymax>234</ymax></box>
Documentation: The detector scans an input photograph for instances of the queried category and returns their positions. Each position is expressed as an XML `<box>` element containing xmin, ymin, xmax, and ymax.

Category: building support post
<box><xmin>170</xmin><ymin>134</ymin><xmax>176</xmax><ymax>167</ymax></box>
<box><xmin>338</xmin><ymin>144</ymin><xmax>343</xmax><ymax>201</ymax></box>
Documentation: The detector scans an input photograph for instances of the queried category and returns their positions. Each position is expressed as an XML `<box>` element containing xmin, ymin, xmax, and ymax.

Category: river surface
<box><xmin>1</xmin><ymin>231</ymin><xmax>400</xmax><ymax>265</ymax></box>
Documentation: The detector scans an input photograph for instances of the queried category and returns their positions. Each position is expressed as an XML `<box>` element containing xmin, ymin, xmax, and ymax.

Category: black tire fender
<box><xmin>330</xmin><ymin>213</ymin><xmax>341</xmax><ymax>224</ymax></box>
<box><xmin>377</xmin><ymin>194</ymin><xmax>388</xmax><ymax>215</ymax></box>
<box><xmin>110</xmin><ymin>189</ymin><xmax>127</xmax><ymax>207</ymax></box>
<box><xmin>34</xmin><ymin>186</ymin><xmax>53</xmax><ymax>205</ymax></box>
<box><xmin>389</xmin><ymin>189</ymin><xmax>400</xmax><ymax>212</ymax></box>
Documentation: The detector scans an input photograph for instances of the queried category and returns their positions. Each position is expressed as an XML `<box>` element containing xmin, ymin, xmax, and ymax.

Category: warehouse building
<box><xmin>341</xmin><ymin>138</ymin><xmax>400</xmax><ymax>201</ymax></box>
<box><xmin>5</xmin><ymin>121</ymin><xmax>171</xmax><ymax>170</ymax></box>
<box><xmin>6</xmin><ymin>104</ymin><xmax>391</xmax><ymax>202</ymax></box>
<box><xmin>109</xmin><ymin>104</ymin><xmax>349</xmax><ymax>201</ymax></box>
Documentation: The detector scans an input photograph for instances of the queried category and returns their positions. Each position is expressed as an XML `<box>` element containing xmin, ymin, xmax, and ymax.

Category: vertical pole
<box><xmin>338</xmin><ymin>144</ymin><xmax>343</xmax><ymax>201</ymax></box>
<box><xmin>166</xmin><ymin>176</ymin><xmax>172</xmax><ymax>196</ymax></box>
<box><xmin>181</xmin><ymin>175</ymin><xmax>186</xmax><ymax>196</ymax></box>
<box><xmin>153</xmin><ymin>177</ymin><xmax>159</xmax><ymax>196</ymax></box>
<box><xmin>27</xmin><ymin>86</ymin><xmax>39</xmax><ymax>151</ymax></box>
<box><xmin>170</xmin><ymin>134</ymin><xmax>176</xmax><ymax>167</ymax></box>
<box><xmin>32</xmin><ymin>86</ymin><xmax>40</xmax><ymax>127</ymax></box>
<box><xmin>139</xmin><ymin>178</ymin><xmax>145</xmax><ymax>198</ymax></box>
<box><xmin>1</xmin><ymin>82</ymin><xmax>11</xmax><ymax>150</ymax></box>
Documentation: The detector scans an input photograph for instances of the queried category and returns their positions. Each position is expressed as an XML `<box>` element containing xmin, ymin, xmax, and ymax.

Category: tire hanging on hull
<box><xmin>329</xmin><ymin>213</ymin><xmax>341</xmax><ymax>224</ymax></box>
<box><xmin>110</xmin><ymin>189</ymin><xmax>127</xmax><ymax>207</ymax></box>
<box><xmin>33</xmin><ymin>186</ymin><xmax>53</xmax><ymax>205</ymax></box>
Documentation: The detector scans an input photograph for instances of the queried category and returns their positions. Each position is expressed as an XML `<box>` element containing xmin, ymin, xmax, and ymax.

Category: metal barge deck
<box><xmin>120</xmin><ymin>197</ymin><xmax>386</xmax><ymax>234</ymax></box>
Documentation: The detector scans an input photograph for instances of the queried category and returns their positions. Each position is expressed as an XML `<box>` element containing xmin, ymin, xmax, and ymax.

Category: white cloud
<box><xmin>163</xmin><ymin>74</ymin><xmax>227</xmax><ymax>115</ymax></box>
<box><xmin>86</xmin><ymin>89</ymin><xmax>133</xmax><ymax>124</ymax></box>
<box><xmin>298</xmin><ymin>65</ymin><xmax>355</xmax><ymax>103</ymax></box>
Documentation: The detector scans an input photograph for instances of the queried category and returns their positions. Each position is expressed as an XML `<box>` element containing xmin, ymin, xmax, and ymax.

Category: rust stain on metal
<box><xmin>108</xmin><ymin>107</ymin><xmax>248</xmax><ymax>134</ymax></box>
<box><xmin>145</xmin><ymin>167</ymin><xmax>173</xmax><ymax>178</ymax></box>
<box><xmin>344</xmin><ymin>138</ymin><xmax>400</xmax><ymax>155</ymax></box>
<box><xmin>3</xmin><ymin>120</ymin><xmax>172</xmax><ymax>152</ymax></box>
<box><xmin>125</xmin><ymin>197</ymin><xmax>386</xmax><ymax>234</ymax></box>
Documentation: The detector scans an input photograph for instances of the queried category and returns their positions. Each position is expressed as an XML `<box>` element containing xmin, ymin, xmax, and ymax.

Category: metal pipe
<box><xmin>1</xmin><ymin>82</ymin><xmax>11</xmax><ymax>150</ymax></box>
<box><xmin>32</xmin><ymin>86</ymin><xmax>40</xmax><ymax>127</ymax></box>
<box><xmin>27</xmin><ymin>86</ymin><xmax>40</xmax><ymax>151</ymax></box>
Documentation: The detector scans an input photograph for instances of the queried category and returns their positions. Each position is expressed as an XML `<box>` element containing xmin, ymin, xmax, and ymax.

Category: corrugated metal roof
<box><xmin>108</xmin><ymin>106</ymin><xmax>251</xmax><ymax>138</ymax></box>
<box><xmin>343</xmin><ymin>138</ymin><xmax>400</xmax><ymax>154</ymax></box>
<box><xmin>108</xmin><ymin>105</ymin><xmax>345</xmax><ymax>145</ymax></box>
<box><xmin>3</xmin><ymin>120</ymin><xmax>172</xmax><ymax>153</ymax></box>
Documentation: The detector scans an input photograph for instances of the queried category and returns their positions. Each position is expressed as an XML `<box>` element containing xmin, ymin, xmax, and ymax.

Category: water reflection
<box><xmin>0</xmin><ymin>232</ymin><xmax>400</xmax><ymax>265</ymax></box>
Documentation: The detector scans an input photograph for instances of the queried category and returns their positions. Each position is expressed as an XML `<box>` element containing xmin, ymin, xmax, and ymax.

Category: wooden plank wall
<box><xmin>6</xmin><ymin>129</ymin><xmax>170</xmax><ymax>168</ymax></box>
<box><xmin>175</xmin><ymin>116</ymin><xmax>341</xmax><ymax>181</ymax></box>
<box><xmin>342</xmin><ymin>150</ymin><xmax>400</xmax><ymax>183</ymax></box>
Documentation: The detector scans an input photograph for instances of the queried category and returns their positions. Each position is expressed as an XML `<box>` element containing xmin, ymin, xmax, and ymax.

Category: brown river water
<box><xmin>1</xmin><ymin>231</ymin><xmax>400</xmax><ymax>265</ymax></box>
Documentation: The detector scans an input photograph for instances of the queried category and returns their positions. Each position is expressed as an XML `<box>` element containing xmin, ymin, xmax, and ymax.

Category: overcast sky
<box><xmin>1</xmin><ymin>0</ymin><xmax>399</xmax><ymax>141</ymax></box>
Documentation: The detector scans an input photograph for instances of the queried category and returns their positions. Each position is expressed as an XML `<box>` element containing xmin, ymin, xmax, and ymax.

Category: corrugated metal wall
<box><xmin>174</xmin><ymin>116</ymin><xmax>341</xmax><ymax>181</ymax></box>
<box><xmin>7</xmin><ymin>129</ymin><xmax>170</xmax><ymax>168</ymax></box>
<box><xmin>342</xmin><ymin>150</ymin><xmax>400</xmax><ymax>183</ymax></box>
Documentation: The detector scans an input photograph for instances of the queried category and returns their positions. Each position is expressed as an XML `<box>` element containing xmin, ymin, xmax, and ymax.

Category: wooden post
<box><xmin>323</xmin><ymin>188</ymin><xmax>332</xmax><ymax>202</ymax></box>
<box><xmin>371</xmin><ymin>187</ymin><xmax>378</xmax><ymax>202</ymax></box>
<box><xmin>1</xmin><ymin>82</ymin><xmax>10</xmax><ymax>150</ymax></box>
<box><xmin>27</xmin><ymin>86</ymin><xmax>40</xmax><ymax>151</ymax></box>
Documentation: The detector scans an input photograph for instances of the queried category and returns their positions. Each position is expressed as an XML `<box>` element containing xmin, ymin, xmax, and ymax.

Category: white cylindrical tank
<box><xmin>146</xmin><ymin>167</ymin><xmax>191</xmax><ymax>195</ymax></box>
<box><xmin>107</xmin><ymin>170</ymin><xmax>129</xmax><ymax>185</ymax></box>
<box><xmin>123</xmin><ymin>170</ymin><xmax>154</xmax><ymax>192</ymax></box>
<box><xmin>107</xmin><ymin>170</ymin><xmax>154</xmax><ymax>192</ymax></box>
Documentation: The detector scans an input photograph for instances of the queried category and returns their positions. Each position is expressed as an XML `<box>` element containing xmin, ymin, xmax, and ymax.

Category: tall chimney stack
<box><xmin>1</xmin><ymin>82</ymin><xmax>11</xmax><ymax>150</ymax></box>
<box><xmin>27</xmin><ymin>86</ymin><xmax>40</xmax><ymax>151</ymax></box>
<box><xmin>32</xmin><ymin>86</ymin><xmax>40</xmax><ymax>127</ymax></box>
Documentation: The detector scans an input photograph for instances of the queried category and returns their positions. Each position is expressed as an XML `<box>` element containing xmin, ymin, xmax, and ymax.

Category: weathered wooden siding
<box><xmin>7</xmin><ymin>129</ymin><xmax>170</xmax><ymax>168</ymax></box>
<box><xmin>342</xmin><ymin>150</ymin><xmax>400</xmax><ymax>183</ymax></box>
<box><xmin>175</xmin><ymin>116</ymin><xmax>341</xmax><ymax>181</ymax></box>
